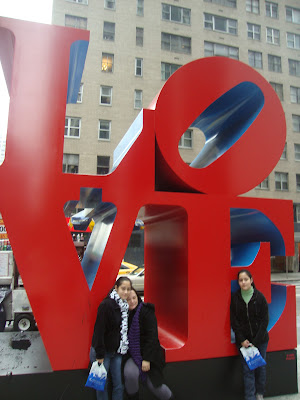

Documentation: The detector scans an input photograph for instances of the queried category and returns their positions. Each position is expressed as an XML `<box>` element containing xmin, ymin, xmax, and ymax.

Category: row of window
<box><xmin>63</xmin><ymin>154</ymin><xmax>300</xmax><ymax>189</ymax></box>
<box><xmin>75</xmin><ymin>85</ymin><xmax>143</xmax><ymax>108</ymax></box>
<box><xmin>96</xmin><ymin>52</ymin><xmax>300</xmax><ymax>82</ymax></box>
<box><xmin>63</xmin><ymin>154</ymin><xmax>111</xmax><ymax>175</ymax></box>
<box><xmin>65</xmin><ymin>14</ymin><xmax>300</xmax><ymax>52</ymax></box>
<box><xmin>66</xmin><ymin>116</ymin><xmax>300</xmax><ymax>156</ymax></box>
<box><xmin>257</xmin><ymin>172</ymin><xmax>300</xmax><ymax>192</ymax></box>
<box><xmin>278</xmin><ymin>143</ymin><xmax>300</xmax><ymax>162</ymax></box>
<box><xmin>74</xmin><ymin>77</ymin><xmax>300</xmax><ymax>118</ymax></box>
<box><xmin>65</xmin><ymin>116</ymin><xmax>194</xmax><ymax>148</ymax></box>
<box><xmin>204</xmin><ymin>42</ymin><xmax>299</xmax><ymax>75</ymax></box>
<box><xmin>67</xmin><ymin>0</ymin><xmax>300</xmax><ymax>26</ymax></box>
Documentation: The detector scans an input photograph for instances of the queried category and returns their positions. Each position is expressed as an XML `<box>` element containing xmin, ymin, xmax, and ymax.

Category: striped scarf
<box><xmin>110</xmin><ymin>289</ymin><xmax>129</xmax><ymax>354</ymax></box>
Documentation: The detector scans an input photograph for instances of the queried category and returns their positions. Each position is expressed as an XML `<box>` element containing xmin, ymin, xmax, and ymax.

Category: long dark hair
<box><xmin>237</xmin><ymin>269</ymin><xmax>255</xmax><ymax>288</ymax></box>
<box><xmin>115</xmin><ymin>276</ymin><xmax>132</xmax><ymax>289</ymax></box>
<box><xmin>107</xmin><ymin>276</ymin><xmax>132</xmax><ymax>296</ymax></box>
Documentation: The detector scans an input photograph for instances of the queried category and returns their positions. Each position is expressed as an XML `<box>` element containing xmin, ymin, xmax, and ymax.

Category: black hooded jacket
<box><xmin>91</xmin><ymin>297</ymin><xmax>122</xmax><ymax>359</ymax></box>
<box><xmin>127</xmin><ymin>302</ymin><xmax>165</xmax><ymax>387</ymax></box>
<box><xmin>230</xmin><ymin>288</ymin><xmax>269</xmax><ymax>347</ymax></box>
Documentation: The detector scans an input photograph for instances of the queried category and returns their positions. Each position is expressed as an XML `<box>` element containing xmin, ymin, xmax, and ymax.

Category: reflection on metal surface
<box><xmin>112</xmin><ymin>110</ymin><xmax>143</xmax><ymax>171</ymax></box>
<box><xmin>81</xmin><ymin>202</ymin><xmax>116</xmax><ymax>289</ymax></box>
<box><xmin>230</xmin><ymin>208</ymin><xmax>285</xmax><ymax>258</ymax></box>
<box><xmin>189</xmin><ymin>82</ymin><xmax>264</xmax><ymax>169</ymax></box>
<box><xmin>64</xmin><ymin>188</ymin><xmax>117</xmax><ymax>289</ymax></box>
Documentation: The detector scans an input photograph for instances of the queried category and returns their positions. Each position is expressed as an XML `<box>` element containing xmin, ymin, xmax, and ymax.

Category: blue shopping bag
<box><xmin>240</xmin><ymin>346</ymin><xmax>267</xmax><ymax>371</ymax></box>
<box><xmin>85</xmin><ymin>361</ymin><xmax>107</xmax><ymax>391</ymax></box>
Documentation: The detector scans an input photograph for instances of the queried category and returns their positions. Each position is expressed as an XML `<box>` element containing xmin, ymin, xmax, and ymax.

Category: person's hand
<box><xmin>97</xmin><ymin>358</ymin><xmax>104</xmax><ymax>365</ymax></box>
<box><xmin>142</xmin><ymin>360</ymin><xmax>150</xmax><ymax>372</ymax></box>
<box><xmin>241</xmin><ymin>340</ymin><xmax>252</xmax><ymax>348</ymax></box>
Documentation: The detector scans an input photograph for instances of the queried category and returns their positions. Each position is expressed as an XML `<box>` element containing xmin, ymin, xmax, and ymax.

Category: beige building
<box><xmin>52</xmin><ymin>0</ymin><xmax>300</xmax><ymax>270</ymax></box>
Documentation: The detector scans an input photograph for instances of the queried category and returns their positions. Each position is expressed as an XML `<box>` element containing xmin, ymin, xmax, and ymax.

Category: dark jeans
<box><xmin>239</xmin><ymin>342</ymin><xmax>268</xmax><ymax>400</ymax></box>
<box><xmin>90</xmin><ymin>347</ymin><xmax>123</xmax><ymax>400</ymax></box>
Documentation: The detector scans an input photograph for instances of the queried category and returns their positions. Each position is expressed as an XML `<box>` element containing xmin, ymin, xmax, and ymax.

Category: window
<box><xmin>137</xmin><ymin>0</ymin><xmax>144</xmax><ymax>16</ymax></box>
<box><xmin>268</xmin><ymin>55</ymin><xmax>281</xmax><ymax>72</ymax></box>
<box><xmin>294</xmin><ymin>144</ymin><xmax>300</xmax><ymax>160</ymax></box>
<box><xmin>102</xmin><ymin>53</ymin><xmax>114</xmax><ymax>72</ymax></box>
<box><xmin>77</xmin><ymin>83</ymin><xmax>83</xmax><ymax>103</ymax></box>
<box><xmin>275</xmin><ymin>172</ymin><xmax>288</xmax><ymax>190</ymax></box>
<box><xmin>100</xmin><ymin>86</ymin><xmax>112</xmax><ymax>105</ymax></box>
<box><xmin>104</xmin><ymin>0</ymin><xmax>115</xmax><ymax>10</ymax></box>
<box><xmin>67</xmin><ymin>0</ymin><xmax>88</xmax><ymax>4</ymax></box>
<box><xmin>135</xmin><ymin>58</ymin><xmax>143</xmax><ymax>76</ymax></box>
<box><xmin>270</xmin><ymin>82</ymin><xmax>283</xmax><ymax>101</ymax></box>
<box><xmin>246</xmin><ymin>0</ymin><xmax>259</xmax><ymax>14</ymax></box>
<box><xmin>98</xmin><ymin>120</ymin><xmax>111</xmax><ymax>140</ymax></box>
<box><xmin>280</xmin><ymin>143</ymin><xmax>287</xmax><ymax>159</ymax></box>
<box><xmin>247</xmin><ymin>23</ymin><xmax>261</xmax><ymax>40</ymax></box>
<box><xmin>97</xmin><ymin>156</ymin><xmax>110</xmax><ymax>175</ymax></box>
<box><xmin>256</xmin><ymin>177</ymin><xmax>269</xmax><ymax>189</ymax></box>
<box><xmin>289</xmin><ymin>59</ymin><xmax>300</xmax><ymax>77</ymax></box>
<box><xmin>297</xmin><ymin>175</ymin><xmax>300</xmax><ymax>191</ymax></box>
<box><xmin>204</xmin><ymin>0</ymin><xmax>236</xmax><ymax>8</ymax></box>
<box><xmin>178</xmin><ymin>130</ymin><xmax>192</xmax><ymax>149</ymax></box>
<box><xmin>103</xmin><ymin>21</ymin><xmax>115</xmax><ymax>41</ymax></box>
<box><xmin>293</xmin><ymin>115</ymin><xmax>300</xmax><ymax>132</ymax></box>
<box><xmin>136</xmin><ymin>27</ymin><xmax>143</xmax><ymax>46</ymax></box>
<box><xmin>134</xmin><ymin>90</ymin><xmax>143</xmax><ymax>109</ymax></box>
<box><xmin>63</xmin><ymin>154</ymin><xmax>79</xmax><ymax>173</ymax></box>
<box><xmin>204</xmin><ymin>13</ymin><xmax>237</xmax><ymax>35</ymax></box>
<box><xmin>286</xmin><ymin>6</ymin><xmax>300</xmax><ymax>24</ymax></box>
<box><xmin>65</xmin><ymin>117</ymin><xmax>81</xmax><ymax>138</ymax></box>
<box><xmin>162</xmin><ymin>3</ymin><xmax>191</xmax><ymax>24</ymax></box>
<box><xmin>287</xmin><ymin>33</ymin><xmax>300</xmax><ymax>49</ymax></box>
<box><xmin>266</xmin><ymin>2</ymin><xmax>278</xmax><ymax>18</ymax></box>
<box><xmin>266</xmin><ymin>27</ymin><xmax>280</xmax><ymax>45</ymax></box>
<box><xmin>161</xmin><ymin>62</ymin><xmax>182</xmax><ymax>80</ymax></box>
<box><xmin>291</xmin><ymin>86</ymin><xmax>300</xmax><ymax>104</ymax></box>
<box><xmin>65</xmin><ymin>15</ymin><xmax>87</xmax><ymax>29</ymax></box>
<box><xmin>204</xmin><ymin>41</ymin><xmax>239</xmax><ymax>59</ymax></box>
<box><xmin>161</xmin><ymin>33</ymin><xmax>191</xmax><ymax>54</ymax></box>
<box><xmin>248</xmin><ymin>50</ymin><xmax>262</xmax><ymax>69</ymax></box>
<box><xmin>296</xmin><ymin>205</ymin><xmax>300</xmax><ymax>222</ymax></box>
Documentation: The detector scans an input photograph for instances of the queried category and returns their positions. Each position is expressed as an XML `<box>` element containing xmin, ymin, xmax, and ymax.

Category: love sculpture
<box><xmin>0</xmin><ymin>17</ymin><xmax>297</xmax><ymax>399</ymax></box>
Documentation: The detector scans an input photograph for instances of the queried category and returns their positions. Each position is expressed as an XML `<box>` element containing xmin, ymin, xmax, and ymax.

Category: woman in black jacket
<box><xmin>90</xmin><ymin>276</ymin><xmax>132</xmax><ymax>400</ymax></box>
<box><xmin>230</xmin><ymin>270</ymin><xmax>269</xmax><ymax>400</ymax></box>
<box><xmin>124</xmin><ymin>289</ymin><xmax>174</xmax><ymax>400</ymax></box>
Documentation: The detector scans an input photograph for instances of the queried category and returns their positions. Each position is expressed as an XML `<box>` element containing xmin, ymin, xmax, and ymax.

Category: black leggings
<box><xmin>124</xmin><ymin>358</ymin><xmax>172</xmax><ymax>400</ymax></box>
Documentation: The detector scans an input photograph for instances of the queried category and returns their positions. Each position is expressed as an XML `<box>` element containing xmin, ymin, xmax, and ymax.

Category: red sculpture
<box><xmin>0</xmin><ymin>17</ymin><xmax>296</xmax><ymax>373</ymax></box>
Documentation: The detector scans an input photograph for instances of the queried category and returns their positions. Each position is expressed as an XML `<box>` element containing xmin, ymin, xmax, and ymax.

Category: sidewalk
<box><xmin>271</xmin><ymin>272</ymin><xmax>300</xmax><ymax>285</ymax></box>
<box><xmin>267</xmin><ymin>272</ymin><xmax>300</xmax><ymax>399</ymax></box>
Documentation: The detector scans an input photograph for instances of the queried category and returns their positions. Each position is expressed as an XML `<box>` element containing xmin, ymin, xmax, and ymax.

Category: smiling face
<box><xmin>115</xmin><ymin>280</ymin><xmax>131</xmax><ymax>300</ymax></box>
<box><xmin>127</xmin><ymin>290</ymin><xmax>139</xmax><ymax>311</ymax></box>
<box><xmin>238</xmin><ymin>272</ymin><xmax>253</xmax><ymax>291</ymax></box>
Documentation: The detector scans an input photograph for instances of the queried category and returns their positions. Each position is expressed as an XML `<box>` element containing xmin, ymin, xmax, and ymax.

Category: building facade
<box><xmin>52</xmin><ymin>0</ymin><xmax>300</xmax><ymax>271</ymax></box>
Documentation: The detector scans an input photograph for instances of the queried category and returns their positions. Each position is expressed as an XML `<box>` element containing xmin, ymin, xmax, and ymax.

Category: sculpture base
<box><xmin>0</xmin><ymin>350</ymin><xmax>297</xmax><ymax>399</ymax></box>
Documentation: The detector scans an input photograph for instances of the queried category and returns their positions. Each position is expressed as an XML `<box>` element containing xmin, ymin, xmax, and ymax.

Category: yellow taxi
<box><xmin>118</xmin><ymin>261</ymin><xmax>138</xmax><ymax>275</ymax></box>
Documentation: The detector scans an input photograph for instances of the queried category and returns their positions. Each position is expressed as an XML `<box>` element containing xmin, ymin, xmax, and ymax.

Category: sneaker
<box><xmin>256</xmin><ymin>394</ymin><xmax>264</xmax><ymax>400</ymax></box>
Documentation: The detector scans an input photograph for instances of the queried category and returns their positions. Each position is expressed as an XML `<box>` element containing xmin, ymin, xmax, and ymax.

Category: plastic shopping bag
<box><xmin>240</xmin><ymin>346</ymin><xmax>267</xmax><ymax>371</ymax></box>
<box><xmin>85</xmin><ymin>361</ymin><xmax>107</xmax><ymax>391</ymax></box>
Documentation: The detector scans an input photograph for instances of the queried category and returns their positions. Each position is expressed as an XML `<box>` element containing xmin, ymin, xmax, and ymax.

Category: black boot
<box><xmin>125</xmin><ymin>392</ymin><xmax>139</xmax><ymax>400</ymax></box>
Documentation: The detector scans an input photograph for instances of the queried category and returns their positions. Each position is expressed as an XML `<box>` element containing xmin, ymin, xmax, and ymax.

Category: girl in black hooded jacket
<box><xmin>124</xmin><ymin>288</ymin><xmax>174</xmax><ymax>400</ymax></box>
<box><xmin>230</xmin><ymin>269</ymin><xmax>269</xmax><ymax>400</ymax></box>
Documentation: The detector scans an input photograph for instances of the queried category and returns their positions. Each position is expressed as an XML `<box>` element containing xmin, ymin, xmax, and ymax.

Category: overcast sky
<box><xmin>0</xmin><ymin>0</ymin><xmax>53</xmax><ymax>161</ymax></box>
